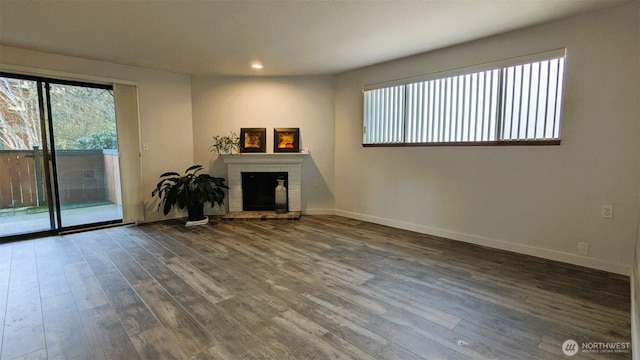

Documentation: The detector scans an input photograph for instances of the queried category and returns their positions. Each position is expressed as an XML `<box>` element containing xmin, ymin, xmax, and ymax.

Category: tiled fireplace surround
<box><xmin>221</xmin><ymin>152</ymin><xmax>308</xmax><ymax>212</ymax></box>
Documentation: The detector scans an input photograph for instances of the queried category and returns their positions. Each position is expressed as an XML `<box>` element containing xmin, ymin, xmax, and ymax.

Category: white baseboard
<box><xmin>335</xmin><ymin>209</ymin><xmax>631</xmax><ymax>276</ymax></box>
<box><xmin>303</xmin><ymin>208</ymin><xmax>336</xmax><ymax>215</ymax></box>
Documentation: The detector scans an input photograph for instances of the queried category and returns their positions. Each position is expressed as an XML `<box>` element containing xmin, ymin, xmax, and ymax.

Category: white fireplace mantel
<box><xmin>221</xmin><ymin>151</ymin><xmax>309</xmax><ymax>212</ymax></box>
<box><xmin>220</xmin><ymin>151</ymin><xmax>309</xmax><ymax>165</ymax></box>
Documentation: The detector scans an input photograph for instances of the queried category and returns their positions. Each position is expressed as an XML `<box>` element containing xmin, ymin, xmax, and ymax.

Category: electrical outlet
<box><xmin>143</xmin><ymin>143</ymin><xmax>150</xmax><ymax>151</ymax></box>
<box><xmin>601</xmin><ymin>204</ymin><xmax>613</xmax><ymax>219</ymax></box>
<box><xmin>578</xmin><ymin>242</ymin><xmax>589</xmax><ymax>256</ymax></box>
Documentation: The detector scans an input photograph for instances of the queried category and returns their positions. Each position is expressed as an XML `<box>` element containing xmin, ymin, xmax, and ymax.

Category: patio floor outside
<box><xmin>0</xmin><ymin>203</ymin><xmax>122</xmax><ymax>237</ymax></box>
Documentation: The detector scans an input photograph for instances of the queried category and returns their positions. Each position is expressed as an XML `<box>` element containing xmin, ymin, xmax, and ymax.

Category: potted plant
<box><xmin>151</xmin><ymin>165</ymin><xmax>229</xmax><ymax>225</ymax></box>
<box><xmin>210</xmin><ymin>131</ymin><xmax>240</xmax><ymax>154</ymax></box>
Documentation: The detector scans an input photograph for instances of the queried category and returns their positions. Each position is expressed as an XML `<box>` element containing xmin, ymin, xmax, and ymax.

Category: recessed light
<box><xmin>251</xmin><ymin>63</ymin><xmax>263</xmax><ymax>70</ymax></box>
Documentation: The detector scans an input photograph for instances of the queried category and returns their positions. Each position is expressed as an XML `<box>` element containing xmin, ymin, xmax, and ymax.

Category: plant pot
<box><xmin>186</xmin><ymin>202</ymin><xmax>206</xmax><ymax>222</ymax></box>
<box><xmin>186</xmin><ymin>216</ymin><xmax>208</xmax><ymax>227</ymax></box>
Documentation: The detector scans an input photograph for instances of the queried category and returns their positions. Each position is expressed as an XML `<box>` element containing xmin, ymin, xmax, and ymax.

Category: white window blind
<box><xmin>363</xmin><ymin>85</ymin><xmax>405</xmax><ymax>144</ymax></box>
<box><xmin>363</xmin><ymin>50</ymin><xmax>566</xmax><ymax>145</ymax></box>
<box><xmin>501</xmin><ymin>58</ymin><xmax>565</xmax><ymax>140</ymax></box>
<box><xmin>405</xmin><ymin>69</ymin><xmax>500</xmax><ymax>143</ymax></box>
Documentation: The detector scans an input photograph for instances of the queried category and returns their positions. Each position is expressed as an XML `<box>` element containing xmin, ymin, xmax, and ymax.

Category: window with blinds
<box><xmin>363</xmin><ymin>50</ymin><xmax>566</xmax><ymax>145</ymax></box>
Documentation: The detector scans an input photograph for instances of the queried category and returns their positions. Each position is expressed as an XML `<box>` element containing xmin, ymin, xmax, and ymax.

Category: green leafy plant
<box><xmin>210</xmin><ymin>131</ymin><xmax>240</xmax><ymax>154</ymax></box>
<box><xmin>151</xmin><ymin>165</ymin><xmax>229</xmax><ymax>221</ymax></box>
<box><xmin>73</xmin><ymin>130</ymin><xmax>117</xmax><ymax>149</ymax></box>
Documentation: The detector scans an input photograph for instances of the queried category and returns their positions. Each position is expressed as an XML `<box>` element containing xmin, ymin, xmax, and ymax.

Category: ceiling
<box><xmin>0</xmin><ymin>0</ymin><xmax>631</xmax><ymax>77</ymax></box>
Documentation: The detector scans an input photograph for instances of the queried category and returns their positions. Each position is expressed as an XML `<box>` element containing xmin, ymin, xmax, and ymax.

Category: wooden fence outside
<box><xmin>0</xmin><ymin>149</ymin><xmax>120</xmax><ymax>209</ymax></box>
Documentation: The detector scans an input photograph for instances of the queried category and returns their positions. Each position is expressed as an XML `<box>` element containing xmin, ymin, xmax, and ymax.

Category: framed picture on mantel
<box><xmin>274</xmin><ymin>128</ymin><xmax>300</xmax><ymax>153</ymax></box>
<box><xmin>240</xmin><ymin>128</ymin><xmax>266</xmax><ymax>153</ymax></box>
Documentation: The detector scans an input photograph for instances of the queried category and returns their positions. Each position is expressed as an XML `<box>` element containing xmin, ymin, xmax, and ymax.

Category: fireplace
<box><xmin>221</xmin><ymin>152</ymin><xmax>308</xmax><ymax>213</ymax></box>
<box><xmin>242</xmin><ymin>172</ymin><xmax>288</xmax><ymax>211</ymax></box>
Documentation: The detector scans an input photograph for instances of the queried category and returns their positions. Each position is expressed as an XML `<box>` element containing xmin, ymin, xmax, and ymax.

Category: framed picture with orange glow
<box><xmin>240</xmin><ymin>128</ymin><xmax>266</xmax><ymax>153</ymax></box>
<box><xmin>274</xmin><ymin>128</ymin><xmax>300</xmax><ymax>153</ymax></box>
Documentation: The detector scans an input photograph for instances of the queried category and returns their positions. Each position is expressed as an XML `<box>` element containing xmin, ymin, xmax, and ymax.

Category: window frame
<box><xmin>362</xmin><ymin>49</ymin><xmax>566</xmax><ymax>147</ymax></box>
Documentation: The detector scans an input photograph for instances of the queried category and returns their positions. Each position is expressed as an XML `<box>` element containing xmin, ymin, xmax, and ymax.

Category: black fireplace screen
<box><xmin>241</xmin><ymin>172</ymin><xmax>288</xmax><ymax>211</ymax></box>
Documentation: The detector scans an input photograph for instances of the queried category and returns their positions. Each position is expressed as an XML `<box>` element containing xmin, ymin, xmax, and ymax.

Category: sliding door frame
<box><xmin>0</xmin><ymin>71</ymin><xmax>124</xmax><ymax>241</ymax></box>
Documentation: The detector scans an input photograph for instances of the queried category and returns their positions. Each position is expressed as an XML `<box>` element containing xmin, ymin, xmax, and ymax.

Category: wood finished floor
<box><xmin>0</xmin><ymin>215</ymin><xmax>631</xmax><ymax>359</ymax></box>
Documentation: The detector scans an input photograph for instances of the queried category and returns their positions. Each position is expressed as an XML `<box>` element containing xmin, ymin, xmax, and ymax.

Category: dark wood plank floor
<box><xmin>0</xmin><ymin>215</ymin><xmax>631</xmax><ymax>359</ymax></box>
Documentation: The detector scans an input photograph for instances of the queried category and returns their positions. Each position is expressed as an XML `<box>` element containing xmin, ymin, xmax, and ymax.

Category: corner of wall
<box><xmin>632</xmin><ymin>211</ymin><xmax>640</xmax><ymax>360</ymax></box>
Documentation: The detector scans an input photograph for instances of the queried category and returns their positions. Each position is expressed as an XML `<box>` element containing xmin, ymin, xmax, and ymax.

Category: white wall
<box><xmin>191</xmin><ymin>76</ymin><xmax>335</xmax><ymax>215</ymax></box>
<box><xmin>334</xmin><ymin>3</ymin><xmax>639</xmax><ymax>275</ymax></box>
<box><xmin>0</xmin><ymin>45</ymin><xmax>194</xmax><ymax>222</ymax></box>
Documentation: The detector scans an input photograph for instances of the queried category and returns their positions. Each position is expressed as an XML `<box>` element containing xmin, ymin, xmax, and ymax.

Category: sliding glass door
<box><xmin>0</xmin><ymin>77</ymin><xmax>51</xmax><ymax>235</ymax></box>
<box><xmin>0</xmin><ymin>73</ymin><xmax>123</xmax><ymax>238</ymax></box>
<box><xmin>48</xmin><ymin>82</ymin><xmax>122</xmax><ymax>228</ymax></box>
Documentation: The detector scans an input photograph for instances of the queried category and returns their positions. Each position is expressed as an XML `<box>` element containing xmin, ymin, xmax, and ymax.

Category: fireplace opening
<box><xmin>241</xmin><ymin>172</ymin><xmax>288</xmax><ymax>211</ymax></box>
